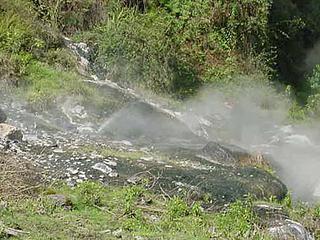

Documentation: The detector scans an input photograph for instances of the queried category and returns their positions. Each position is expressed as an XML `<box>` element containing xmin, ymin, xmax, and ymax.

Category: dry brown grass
<box><xmin>0</xmin><ymin>152</ymin><xmax>43</xmax><ymax>199</ymax></box>
<box><xmin>238</xmin><ymin>152</ymin><xmax>271</xmax><ymax>171</ymax></box>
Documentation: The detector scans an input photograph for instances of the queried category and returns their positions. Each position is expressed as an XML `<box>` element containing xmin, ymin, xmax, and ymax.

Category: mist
<box><xmin>178</xmin><ymin>82</ymin><xmax>320</xmax><ymax>202</ymax></box>
<box><xmin>96</xmin><ymin>78</ymin><xmax>320</xmax><ymax>202</ymax></box>
<box><xmin>305</xmin><ymin>41</ymin><xmax>320</xmax><ymax>73</ymax></box>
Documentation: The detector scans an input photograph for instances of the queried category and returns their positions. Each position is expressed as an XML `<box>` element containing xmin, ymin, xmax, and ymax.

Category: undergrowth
<box><xmin>1</xmin><ymin>181</ymin><xmax>319</xmax><ymax>239</ymax></box>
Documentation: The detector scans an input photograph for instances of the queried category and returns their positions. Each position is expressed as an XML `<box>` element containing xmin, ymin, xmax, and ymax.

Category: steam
<box><xmin>305</xmin><ymin>41</ymin><xmax>320</xmax><ymax>72</ymax></box>
<box><xmin>78</xmin><ymin>76</ymin><xmax>320</xmax><ymax>202</ymax></box>
<box><xmin>4</xmin><ymin>38</ymin><xmax>319</xmax><ymax>203</ymax></box>
<box><xmin>179</xmin><ymin>82</ymin><xmax>320</xmax><ymax>202</ymax></box>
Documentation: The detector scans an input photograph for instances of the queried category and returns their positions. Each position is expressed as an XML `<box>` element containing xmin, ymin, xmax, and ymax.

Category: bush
<box><xmin>166</xmin><ymin>197</ymin><xmax>190</xmax><ymax>219</ymax></box>
<box><xmin>306</xmin><ymin>66</ymin><xmax>320</xmax><ymax>117</ymax></box>
<box><xmin>32</xmin><ymin>0</ymin><xmax>106</xmax><ymax>34</ymax></box>
<box><xmin>0</xmin><ymin>0</ymin><xmax>64</xmax><ymax>83</ymax></box>
<box><xmin>87</xmin><ymin>0</ymin><xmax>272</xmax><ymax>98</ymax></box>
<box><xmin>75</xmin><ymin>181</ymin><xmax>107</xmax><ymax>207</ymax></box>
<box><xmin>45</xmin><ymin>48</ymin><xmax>78</xmax><ymax>70</ymax></box>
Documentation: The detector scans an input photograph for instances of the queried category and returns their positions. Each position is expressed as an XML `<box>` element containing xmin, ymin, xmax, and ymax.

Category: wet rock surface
<box><xmin>0</xmin><ymin>132</ymin><xmax>287</xmax><ymax>205</ymax></box>
<box><xmin>0</xmin><ymin>87</ymin><xmax>288</xmax><ymax>205</ymax></box>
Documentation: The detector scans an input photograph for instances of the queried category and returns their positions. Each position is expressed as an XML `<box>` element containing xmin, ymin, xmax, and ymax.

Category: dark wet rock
<box><xmin>0</xmin><ymin>124</ymin><xmax>286</xmax><ymax>205</ymax></box>
<box><xmin>0</xmin><ymin>124</ymin><xmax>23</xmax><ymax>141</ymax></box>
<box><xmin>0</xmin><ymin>108</ymin><xmax>7</xmax><ymax>123</ymax></box>
<box><xmin>120</xmin><ymin>157</ymin><xmax>287</xmax><ymax>205</ymax></box>
<box><xmin>159</xmin><ymin>141</ymin><xmax>270</xmax><ymax>169</ymax></box>
<box><xmin>200</xmin><ymin>141</ymin><xmax>251</xmax><ymax>165</ymax></box>
<box><xmin>160</xmin><ymin>166</ymin><xmax>286</xmax><ymax>204</ymax></box>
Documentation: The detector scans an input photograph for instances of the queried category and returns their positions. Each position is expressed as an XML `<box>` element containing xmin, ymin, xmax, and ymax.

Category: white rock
<box><xmin>92</xmin><ymin>163</ymin><xmax>113</xmax><ymax>174</ymax></box>
<box><xmin>67</xmin><ymin>168</ymin><xmax>79</xmax><ymax>175</ymax></box>
<box><xmin>0</xmin><ymin>123</ymin><xmax>23</xmax><ymax>141</ymax></box>
<box><xmin>268</xmin><ymin>219</ymin><xmax>314</xmax><ymax>240</ymax></box>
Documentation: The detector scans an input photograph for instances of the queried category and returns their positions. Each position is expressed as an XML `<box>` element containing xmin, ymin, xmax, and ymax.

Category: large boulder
<box><xmin>253</xmin><ymin>204</ymin><xmax>315</xmax><ymax>240</ymax></box>
<box><xmin>114</xmin><ymin>153</ymin><xmax>287</xmax><ymax>205</ymax></box>
<box><xmin>0</xmin><ymin>124</ymin><xmax>23</xmax><ymax>141</ymax></box>
<box><xmin>0</xmin><ymin>108</ymin><xmax>7</xmax><ymax>123</ymax></box>
<box><xmin>268</xmin><ymin>219</ymin><xmax>314</xmax><ymax>240</ymax></box>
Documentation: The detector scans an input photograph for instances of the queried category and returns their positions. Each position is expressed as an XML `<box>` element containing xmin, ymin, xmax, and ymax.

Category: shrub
<box><xmin>124</xmin><ymin>186</ymin><xmax>144</xmax><ymax>214</ymax></box>
<box><xmin>166</xmin><ymin>197</ymin><xmax>190</xmax><ymax>219</ymax></box>
<box><xmin>87</xmin><ymin>0</ymin><xmax>273</xmax><ymax>98</ymax></box>
<box><xmin>75</xmin><ymin>181</ymin><xmax>106</xmax><ymax>207</ymax></box>
<box><xmin>307</xmin><ymin>65</ymin><xmax>320</xmax><ymax>117</ymax></box>
<box><xmin>32</xmin><ymin>0</ymin><xmax>106</xmax><ymax>34</ymax></box>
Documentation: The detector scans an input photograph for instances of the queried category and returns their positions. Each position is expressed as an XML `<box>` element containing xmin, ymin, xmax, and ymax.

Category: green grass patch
<box><xmin>21</xmin><ymin>62</ymin><xmax>90</xmax><ymax>108</ymax></box>
<box><xmin>1</xmin><ymin>182</ymin><xmax>319</xmax><ymax>240</ymax></box>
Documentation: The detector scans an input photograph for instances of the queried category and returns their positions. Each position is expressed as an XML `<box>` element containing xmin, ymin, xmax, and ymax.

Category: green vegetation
<box><xmin>0</xmin><ymin>0</ymin><xmax>106</xmax><ymax>107</ymax></box>
<box><xmin>85</xmin><ymin>0</ymin><xmax>272</xmax><ymax>97</ymax></box>
<box><xmin>1</xmin><ymin>182</ymin><xmax>319</xmax><ymax>239</ymax></box>
<box><xmin>23</xmin><ymin>62</ymin><xmax>88</xmax><ymax>106</ymax></box>
<box><xmin>2</xmin><ymin>1</ymin><xmax>320</xmax><ymax>239</ymax></box>
<box><xmin>2</xmin><ymin>0</ymin><xmax>320</xmax><ymax>115</ymax></box>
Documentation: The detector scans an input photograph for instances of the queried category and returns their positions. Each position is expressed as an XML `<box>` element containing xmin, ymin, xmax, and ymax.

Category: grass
<box><xmin>1</xmin><ymin>180</ymin><xmax>319</xmax><ymax>240</ymax></box>
<box><xmin>22</xmin><ymin>62</ymin><xmax>88</xmax><ymax>106</ymax></box>
<box><xmin>0</xmin><ymin>183</ymin><xmax>262</xmax><ymax>240</ymax></box>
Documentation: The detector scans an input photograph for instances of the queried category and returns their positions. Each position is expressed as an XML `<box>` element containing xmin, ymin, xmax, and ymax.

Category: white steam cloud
<box><xmin>179</xmin><ymin>82</ymin><xmax>320</xmax><ymax>202</ymax></box>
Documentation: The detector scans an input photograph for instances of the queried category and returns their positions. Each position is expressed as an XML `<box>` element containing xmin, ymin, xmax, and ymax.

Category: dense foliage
<box><xmin>2</xmin><ymin>0</ymin><xmax>320</xmax><ymax>112</ymax></box>
<box><xmin>88</xmin><ymin>0</ymin><xmax>272</xmax><ymax>97</ymax></box>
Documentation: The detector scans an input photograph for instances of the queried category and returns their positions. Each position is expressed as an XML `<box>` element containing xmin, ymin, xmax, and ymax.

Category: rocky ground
<box><xmin>0</xmin><ymin>85</ymin><xmax>318</xmax><ymax>239</ymax></box>
<box><xmin>0</xmin><ymin>88</ymin><xmax>287</xmax><ymax>204</ymax></box>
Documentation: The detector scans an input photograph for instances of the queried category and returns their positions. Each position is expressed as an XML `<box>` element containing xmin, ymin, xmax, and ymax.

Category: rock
<box><xmin>0</xmin><ymin>108</ymin><xmax>7</xmax><ymax>123</ymax></box>
<box><xmin>200</xmin><ymin>141</ymin><xmax>252</xmax><ymax>166</ymax></box>
<box><xmin>99</xmin><ymin>101</ymin><xmax>203</xmax><ymax>143</ymax></box>
<box><xmin>67</xmin><ymin>167</ymin><xmax>79</xmax><ymax>175</ymax></box>
<box><xmin>47</xmin><ymin>194</ymin><xmax>72</xmax><ymax>210</ymax></box>
<box><xmin>253</xmin><ymin>203</ymin><xmax>287</xmax><ymax>223</ymax></box>
<box><xmin>0</xmin><ymin>123</ymin><xmax>23</xmax><ymax>141</ymax></box>
<box><xmin>0</xmin><ymin>201</ymin><xmax>8</xmax><ymax>210</ymax></box>
<box><xmin>108</xmin><ymin>172</ymin><xmax>119</xmax><ymax>178</ymax></box>
<box><xmin>112</xmin><ymin>229</ymin><xmax>123</xmax><ymax>238</ymax></box>
<box><xmin>253</xmin><ymin>203</ymin><xmax>314</xmax><ymax>240</ymax></box>
<box><xmin>92</xmin><ymin>162</ymin><xmax>113</xmax><ymax>174</ymax></box>
<box><xmin>268</xmin><ymin>219</ymin><xmax>314</xmax><ymax>240</ymax></box>
<box><xmin>127</xmin><ymin>174</ymin><xmax>144</xmax><ymax>185</ymax></box>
